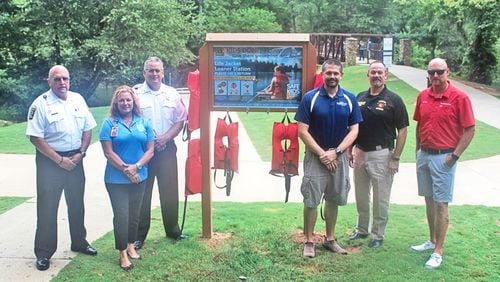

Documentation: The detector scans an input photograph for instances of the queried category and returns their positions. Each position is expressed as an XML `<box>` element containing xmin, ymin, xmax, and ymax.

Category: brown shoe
<box><xmin>303</xmin><ymin>242</ymin><xmax>315</xmax><ymax>258</ymax></box>
<box><xmin>322</xmin><ymin>238</ymin><xmax>348</xmax><ymax>255</ymax></box>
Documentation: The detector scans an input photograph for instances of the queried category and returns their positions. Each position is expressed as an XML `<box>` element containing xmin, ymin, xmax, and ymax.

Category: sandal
<box><xmin>127</xmin><ymin>250</ymin><xmax>142</xmax><ymax>260</ymax></box>
<box><xmin>119</xmin><ymin>258</ymin><xmax>133</xmax><ymax>271</ymax></box>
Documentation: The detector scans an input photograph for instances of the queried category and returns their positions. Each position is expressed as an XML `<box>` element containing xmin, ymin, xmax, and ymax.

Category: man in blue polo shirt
<box><xmin>295</xmin><ymin>59</ymin><xmax>362</xmax><ymax>258</ymax></box>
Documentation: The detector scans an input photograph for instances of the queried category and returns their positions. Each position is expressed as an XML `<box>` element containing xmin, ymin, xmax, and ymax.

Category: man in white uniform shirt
<box><xmin>26</xmin><ymin>65</ymin><xmax>98</xmax><ymax>271</ymax></box>
<box><xmin>133</xmin><ymin>57</ymin><xmax>188</xmax><ymax>249</ymax></box>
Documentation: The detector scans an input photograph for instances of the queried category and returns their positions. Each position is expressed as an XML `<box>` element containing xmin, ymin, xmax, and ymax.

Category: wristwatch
<box><xmin>335</xmin><ymin>147</ymin><xmax>342</xmax><ymax>155</ymax></box>
<box><xmin>79</xmin><ymin>151</ymin><xmax>86</xmax><ymax>158</ymax></box>
<box><xmin>136</xmin><ymin>162</ymin><xmax>143</xmax><ymax>170</ymax></box>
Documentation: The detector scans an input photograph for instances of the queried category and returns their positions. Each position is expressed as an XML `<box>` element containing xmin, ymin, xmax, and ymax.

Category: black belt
<box><xmin>357</xmin><ymin>144</ymin><xmax>391</xmax><ymax>152</ymax></box>
<box><xmin>420</xmin><ymin>147</ymin><xmax>454</xmax><ymax>155</ymax></box>
<box><xmin>56</xmin><ymin>149</ymin><xmax>80</xmax><ymax>157</ymax></box>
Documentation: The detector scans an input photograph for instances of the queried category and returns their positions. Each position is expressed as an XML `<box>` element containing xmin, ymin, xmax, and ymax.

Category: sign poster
<box><xmin>213</xmin><ymin>45</ymin><xmax>303</xmax><ymax>109</ymax></box>
<box><xmin>382</xmin><ymin>37</ymin><xmax>393</xmax><ymax>67</ymax></box>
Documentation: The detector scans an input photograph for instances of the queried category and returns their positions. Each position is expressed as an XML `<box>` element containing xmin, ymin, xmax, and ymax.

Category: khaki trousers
<box><xmin>353</xmin><ymin>147</ymin><xmax>394</xmax><ymax>240</ymax></box>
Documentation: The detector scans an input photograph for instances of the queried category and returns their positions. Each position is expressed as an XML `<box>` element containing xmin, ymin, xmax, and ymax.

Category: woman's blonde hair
<box><xmin>109</xmin><ymin>85</ymin><xmax>142</xmax><ymax>118</ymax></box>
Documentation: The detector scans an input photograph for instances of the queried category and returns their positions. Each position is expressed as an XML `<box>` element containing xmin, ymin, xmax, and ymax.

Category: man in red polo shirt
<box><xmin>411</xmin><ymin>58</ymin><xmax>475</xmax><ymax>269</ymax></box>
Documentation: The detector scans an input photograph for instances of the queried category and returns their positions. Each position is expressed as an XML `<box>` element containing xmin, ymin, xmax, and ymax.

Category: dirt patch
<box><xmin>200</xmin><ymin>232</ymin><xmax>233</xmax><ymax>248</ymax></box>
<box><xmin>291</xmin><ymin>229</ymin><xmax>325</xmax><ymax>244</ymax></box>
<box><xmin>346</xmin><ymin>245</ymin><xmax>363</xmax><ymax>253</ymax></box>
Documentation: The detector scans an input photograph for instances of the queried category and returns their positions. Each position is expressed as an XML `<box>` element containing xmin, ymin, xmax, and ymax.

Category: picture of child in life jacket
<box><xmin>265</xmin><ymin>65</ymin><xmax>289</xmax><ymax>99</ymax></box>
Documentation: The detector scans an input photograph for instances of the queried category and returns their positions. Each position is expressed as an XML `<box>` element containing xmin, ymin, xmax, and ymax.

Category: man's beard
<box><xmin>325</xmin><ymin>78</ymin><xmax>339</xmax><ymax>89</ymax></box>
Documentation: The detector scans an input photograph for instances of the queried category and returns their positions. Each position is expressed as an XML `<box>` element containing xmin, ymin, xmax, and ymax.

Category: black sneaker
<box><xmin>368</xmin><ymin>239</ymin><xmax>383</xmax><ymax>248</ymax></box>
<box><xmin>167</xmin><ymin>233</ymin><xmax>189</xmax><ymax>240</ymax></box>
<box><xmin>348</xmin><ymin>232</ymin><xmax>368</xmax><ymax>241</ymax></box>
<box><xmin>133</xmin><ymin>240</ymin><xmax>143</xmax><ymax>250</ymax></box>
<box><xmin>36</xmin><ymin>257</ymin><xmax>50</xmax><ymax>271</ymax></box>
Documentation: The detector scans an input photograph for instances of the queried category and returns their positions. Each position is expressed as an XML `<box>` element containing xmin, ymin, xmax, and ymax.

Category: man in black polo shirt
<box><xmin>348</xmin><ymin>61</ymin><xmax>409</xmax><ymax>248</ymax></box>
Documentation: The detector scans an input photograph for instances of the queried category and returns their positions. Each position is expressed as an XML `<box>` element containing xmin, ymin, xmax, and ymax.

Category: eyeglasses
<box><xmin>146</xmin><ymin>69</ymin><xmax>162</xmax><ymax>74</ymax></box>
<box><xmin>427</xmin><ymin>69</ymin><xmax>446</xmax><ymax>76</ymax></box>
<box><xmin>51</xmin><ymin>76</ymin><xmax>70</xmax><ymax>82</ymax></box>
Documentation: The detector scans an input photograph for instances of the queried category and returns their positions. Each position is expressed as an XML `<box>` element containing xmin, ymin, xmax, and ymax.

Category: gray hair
<box><xmin>47</xmin><ymin>65</ymin><xmax>69</xmax><ymax>80</ymax></box>
<box><xmin>143</xmin><ymin>56</ymin><xmax>164</xmax><ymax>70</ymax></box>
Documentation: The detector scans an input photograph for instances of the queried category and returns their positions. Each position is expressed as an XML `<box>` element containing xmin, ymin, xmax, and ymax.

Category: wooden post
<box><xmin>199</xmin><ymin>44</ymin><xmax>213</xmax><ymax>238</ymax></box>
<box><xmin>198</xmin><ymin>33</ymin><xmax>317</xmax><ymax>239</ymax></box>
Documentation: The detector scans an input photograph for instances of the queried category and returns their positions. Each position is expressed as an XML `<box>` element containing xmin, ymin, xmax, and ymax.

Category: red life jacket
<box><xmin>186</xmin><ymin>70</ymin><xmax>200</xmax><ymax>132</ymax></box>
<box><xmin>185</xmin><ymin>138</ymin><xmax>202</xmax><ymax>196</ymax></box>
<box><xmin>212</xmin><ymin>113</ymin><xmax>239</xmax><ymax>196</ymax></box>
<box><xmin>313</xmin><ymin>72</ymin><xmax>323</xmax><ymax>89</ymax></box>
<box><xmin>180</xmin><ymin>70</ymin><xmax>202</xmax><ymax>233</ymax></box>
<box><xmin>270</xmin><ymin>113</ymin><xmax>299</xmax><ymax>202</ymax></box>
<box><xmin>270</xmin><ymin>118</ymin><xmax>299</xmax><ymax>176</ymax></box>
<box><xmin>213</xmin><ymin>113</ymin><xmax>239</xmax><ymax>173</ymax></box>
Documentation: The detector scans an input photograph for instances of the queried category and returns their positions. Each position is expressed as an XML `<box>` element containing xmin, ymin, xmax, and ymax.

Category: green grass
<box><xmin>2</xmin><ymin>66</ymin><xmax>499</xmax><ymax>160</ymax></box>
<box><xmin>89</xmin><ymin>107</ymin><xmax>110</xmax><ymax>142</ymax></box>
<box><xmin>239</xmin><ymin>65</ymin><xmax>500</xmax><ymax>162</ymax></box>
<box><xmin>0</xmin><ymin>196</ymin><xmax>30</xmax><ymax>215</ymax></box>
<box><xmin>54</xmin><ymin>202</ymin><xmax>500</xmax><ymax>281</ymax></box>
<box><xmin>0</xmin><ymin>106</ymin><xmax>109</xmax><ymax>154</ymax></box>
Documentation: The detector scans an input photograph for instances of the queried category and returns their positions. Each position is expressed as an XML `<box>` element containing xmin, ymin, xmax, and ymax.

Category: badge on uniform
<box><xmin>111</xmin><ymin>126</ymin><xmax>118</xmax><ymax>137</ymax></box>
<box><xmin>376</xmin><ymin>100</ymin><xmax>387</xmax><ymax>111</ymax></box>
<box><xmin>28</xmin><ymin>106</ymin><xmax>37</xmax><ymax>120</ymax></box>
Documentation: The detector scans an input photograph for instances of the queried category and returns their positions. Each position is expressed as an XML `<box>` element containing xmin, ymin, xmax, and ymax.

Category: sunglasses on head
<box><xmin>427</xmin><ymin>69</ymin><xmax>446</xmax><ymax>76</ymax></box>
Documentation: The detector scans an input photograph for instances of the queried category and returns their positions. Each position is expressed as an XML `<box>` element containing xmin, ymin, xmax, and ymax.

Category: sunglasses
<box><xmin>427</xmin><ymin>69</ymin><xmax>446</xmax><ymax>76</ymax></box>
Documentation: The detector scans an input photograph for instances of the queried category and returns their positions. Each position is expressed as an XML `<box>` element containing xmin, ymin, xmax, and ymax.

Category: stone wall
<box><xmin>400</xmin><ymin>39</ymin><xmax>411</xmax><ymax>66</ymax></box>
<box><xmin>345</xmin><ymin>37</ymin><xmax>358</xmax><ymax>66</ymax></box>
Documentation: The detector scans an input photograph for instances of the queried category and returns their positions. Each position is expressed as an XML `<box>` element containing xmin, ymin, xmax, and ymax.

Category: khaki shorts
<box><xmin>300</xmin><ymin>151</ymin><xmax>351</xmax><ymax>207</ymax></box>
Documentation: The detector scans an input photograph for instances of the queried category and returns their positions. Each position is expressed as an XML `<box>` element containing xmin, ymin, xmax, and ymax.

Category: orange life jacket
<box><xmin>269</xmin><ymin>113</ymin><xmax>299</xmax><ymax>202</ymax></box>
<box><xmin>185</xmin><ymin>138</ymin><xmax>202</xmax><ymax>196</ymax></box>
<box><xmin>186</xmin><ymin>70</ymin><xmax>200</xmax><ymax>132</ymax></box>
<box><xmin>212</xmin><ymin>113</ymin><xmax>239</xmax><ymax>195</ymax></box>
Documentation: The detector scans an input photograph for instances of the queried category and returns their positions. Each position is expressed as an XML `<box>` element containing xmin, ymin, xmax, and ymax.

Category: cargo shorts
<box><xmin>301</xmin><ymin>151</ymin><xmax>351</xmax><ymax>207</ymax></box>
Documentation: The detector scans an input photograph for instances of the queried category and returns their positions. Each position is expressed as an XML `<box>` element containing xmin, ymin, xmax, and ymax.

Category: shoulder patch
<box><xmin>28</xmin><ymin>106</ymin><xmax>37</xmax><ymax>120</ymax></box>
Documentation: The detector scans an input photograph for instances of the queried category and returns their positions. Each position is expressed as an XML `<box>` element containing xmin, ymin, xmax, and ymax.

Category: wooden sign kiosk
<box><xmin>198</xmin><ymin>33</ymin><xmax>317</xmax><ymax>238</ymax></box>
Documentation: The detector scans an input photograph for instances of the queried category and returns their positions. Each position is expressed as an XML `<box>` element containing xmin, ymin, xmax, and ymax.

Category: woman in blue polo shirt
<box><xmin>99</xmin><ymin>85</ymin><xmax>154</xmax><ymax>270</ymax></box>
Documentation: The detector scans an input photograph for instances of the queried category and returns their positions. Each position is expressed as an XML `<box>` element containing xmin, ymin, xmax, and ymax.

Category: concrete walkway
<box><xmin>1</xmin><ymin>65</ymin><xmax>499</xmax><ymax>281</ymax></box>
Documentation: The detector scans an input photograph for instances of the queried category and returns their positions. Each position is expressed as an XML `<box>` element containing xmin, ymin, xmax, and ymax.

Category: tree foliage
<box><xmin>454</xmin><ymin>0</ymin><xmax>499</xmax><ymax>84</ymax></box>
<box><xmin>395</xmin><ymin>0</ymin><xmax>499</xmax><ymax>82</ymax></box>
<box><xmin>202</xmin><ymin>0</ymin><xmax>282</xmax><ymax>32</ymax></box>
<box><xmin>0</xmin><ymin>0</ymin><xmax>202</xmax><ymax>120</ymax></box>
<box><xmin>0</xmin><ymin>0</ymin><xmax>498</xmax><ymax>121</ymax></box>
